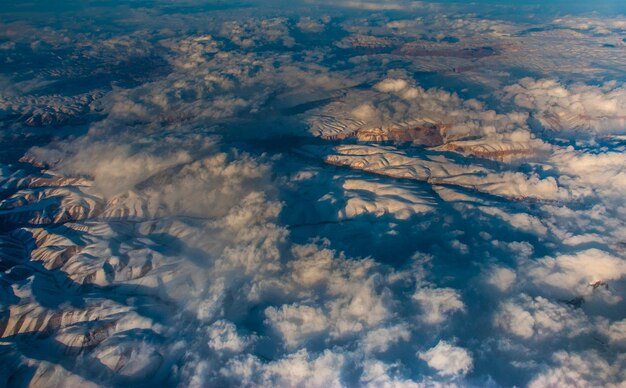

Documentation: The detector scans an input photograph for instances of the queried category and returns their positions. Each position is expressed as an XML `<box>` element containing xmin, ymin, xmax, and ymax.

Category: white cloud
<box><xmin>265</xmin><ymin>304</ymin><xmax>329</xmax><ymax>348</ymax></box>
<box><xmin>528</xmin><ymin>351</ymin><xmax>626</xmax><ymax>388</ymax></box>
<box><xmin>494</xmin><ymin>294</ymin><xmax>590</xmax><ymax>340</ymax></box>
<box><xmin>339</xmin><ymin>179</ymin><xmax>436</xmax><ymax>220</ymax></box>
<box><xmin>207</xmin><ymin>320</ymin><xmax>252</xmax><ymax>352</ymax></box>
<box><xmin>485</xmin><ymin>266</ymin><xmax>517</xmax><ymax>292</ymax></box>
<box><xmin>602</xmin><ymin>318</ymin><xmax>626</xmax><ymax>346</ymax></box>
<box><xmin>361</xmin><ymin>324</ymin><xmax>411</xmax><ymax>353</ymax></box>
<box><xmin>297</xmin><ymin>16</ymin><xmax>328</xmax><ymax>33</ymax></box>
<box><xmin>219</xmin><ymin>18</ymin><xmax>295</xmax><ymax>48</ymax></box>
<box><xmin>522</xmin><ymin>249</ymin><xmax>626</xmax><ymax>299</ymax></box>
<box><xmin>552</xmin><ymin>16</ymin><xmax>626</xmax><ymax>34</ymax></box>
<box><xmin>360</xmin><ymin>360</ymin><xmax>421</xmax><ymax>387</ymax></box>
<box><xmin>311</xmin><ymin>78</ymin><xmax>536</xmax><ymax>149</ymax></box>
<box><xmin>413</xmin><ymin>287</ymin><xmax>465</xmax><ymax>325</ymax></box>
<box><xmin>222</xmin><ymin>350</ymin><xmax>346</xmax><ymax>387</ymax></box>
<box><xmin>374</xmin><ymin>78</ymin><xmax>409</xmax><ymax>93</ymax></box>
<box><xmin>478</xmin><ymin>206</ymin><xmax>549</xmax><ymax>237</ymax></box>
<box><xmin>504</xmin><ymin>78</ymin><xmax>626</xmax><ymax>133</ymax></box>
<box><xmin>418</xmin><ymin>341</ymin><xmax>473</xmax><ymax>377</ymax></box>
<box><xmin>351</xmin><ymin>103</ymin><xmax>377</xmax><ymax>122</ymax></box>
<box><xmin>326</xmin><ymin>277</ymin><xmax>393</xmax><ymax>338</ymax></box>
<box><xmin>550</xmin><ymin>148</ymin><xmax>626</xmax><ymax>202</ymax></box>
<box><xmin>318</xmin><ymin>0</ymin><xmax>422</xmax><ymax>11</ymax></box>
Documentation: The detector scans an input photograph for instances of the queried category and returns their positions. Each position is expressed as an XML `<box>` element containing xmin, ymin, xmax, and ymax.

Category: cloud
<box><xmin>160</xmin><ymin>35</ymin><xmax>220</xmax><ymax>69</ymax></box>
<box><xmin>339</xmin><ymin>179</ymin><xmax>436</xmax><ymax>220</ymax></box>
<box><xmin>219</xmin><ymin>18</ymin><xmax>295</xmax><ymax>48</ymax></box>
<box><xmin>418</xmin><ymin>341</ymin><xmax>473</xmax><ymax>377</ymax></box>
<box><xmin>296</xmin><ymin>16</ymin><xmax>329</xmax><ymax>33</ymax></box>
<box><xmin>494</xmin><ymin>294</ymin><xmax>591</xmax><ymax>340</ymax></box>
<box><xmin>478</xmin><ymin>207</ymin><xmax>548</xmax><ymax>237</ymax></box>
<box><xmin>361</xmin><ymin>324</ymin><xmax>411</xmax><ymax>353</ymax></box>
<box><xmin>3</xmin><ymin>2</ymin><xmax>626</xmax><ymax>387</ymax></box>
<box><xmin>484</xmin><ymin>266</ymin><xmax>517</xmax><ymax>292</ymax></box>
<box><xmin>221</xmin><ymin>350</ymin><xmax>346</xmax><ymax>387</ymax></box>
<box><xmin>504</xmin><ymin>78</ymin><xmax>626</xmax><ymax>133</ymax></box>
<box><xmin>56</xmin><ymin>138</ymin><xmax>195</xmax><ymax>198</ymax></box>
<box><xmin>308</xmin><ymin>77</ymin><xmax>552</xmax><ymax>166</ymax></box>
<box><xmin>550</xmin><ymin>148</ymin><xmax>626</xmax><ymax>204</ymax></box>
<box><xmin>384</xmin><ymin>14</ymin><xmax>520</xmax><ymax>39</ymax></box>
<box><xmin>520</xmin><ymin>249</ymin><xmax>626</xmax><ymax>300</ymax></box>
<box><xmin>374</xmin><ymin>79</ymin><xmax>409</xmax><ymax>93</ymax></box>
<box><xmin>360</xmin><ymin>360</ymin><xmax>422</xmax><ymax>387</ymax></box>
<box><xmin>265</xmin><ymin>304</ymin><xmax>330</xmax><ymax>348</ymax></box>
<box><xmin>528</xmin><ymin>351</ymin><xmax>626</xmax><ymax>388</ymax></box>
<box><xmin>602</xmin><ymin>318</ymin><xmax>626</xmax><ymax>346</ymax></box>
<box><xmin>350</xmin><ymin>103</ymin><xmax>377</xmax><ymax>122</ymax></box>
<box><xmin>312</xmin><ymin>0</ymin><xmax>424</xmax><ymax>11</ymax></box>
<box><xmin>552</xmin><ymin>16</ymin><xmax>626</xmax><ymax>35</ymax></box>
<box><xmin>413</xmin><ymin>287</ymin><xmax>465</xmax><ymax>325</ymax></box>
<box><xmin>21</xmin><ymin>132</ymin><xmax>277</xmax><ymax>221</ymax></box>
<box><xmin>207</xmin><ymin>320</ymin><xmax>253</xmax><ymax>353</ymax></box>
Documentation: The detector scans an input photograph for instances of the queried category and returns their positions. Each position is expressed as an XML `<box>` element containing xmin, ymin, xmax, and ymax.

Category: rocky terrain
<box><xmin>1</xmin><ymin>1</ymin><xmax>626</xmax><ymax>387</ymax></box>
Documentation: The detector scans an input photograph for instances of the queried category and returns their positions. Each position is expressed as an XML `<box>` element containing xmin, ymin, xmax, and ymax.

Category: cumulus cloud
<box><xmin>297</xmin><ymin>16</ymin><xmax>329</xmax><ymax>33</ymax></box>
<box><xmin>360</xmin><ymin>360</ymin><xmax>422</xmax><ymax>387</ymax></box>
<box><xmin>265</xmin><ymin>304</ymin><xmax>330</xmax><ymax>348</ymax></box>
<box><xmin>484</xmin><ymin>266</ymin><xmax>517</xmax><ymax>292</ymax></box>
<box><xmin>521</xmin><ymin>249</ymin><xmax>626</xmax><ymax>300</ymax></box>
<box><xmin>361</xmin><ymin>324</ymin><xmax>411</xmax><ymax>353</ymax></box>
<box><xmin>207</xmin><ymin>320</ymin><xmax>253</xmax><ymax>353</ymax></box>
<box><xmin>384</xmin><ymin>14</ymin><xmax>520</xmax><ymax>39</ymax></box>
<box><xmin>219</xmin><ymin>18</ymin><xmax>295</xmax><ymax>48</ymax></box>
<box><xmin>315</xmin><ymin>0</ymin><xmax>424</xmax><ymax>11</ymax></box>
<box><xmin>494</xmin><ymin>294</ymin><xmax>591</xmax><ymax>340</ymax></box>
<box><xmin>550</xmin><ymin>148</ymin><xmax>626</xmax><ymax>204</ymax></box>
<box><xmin>221</xmin><ymin>350</ymin><xmax>346</xmax><ymax>387</ymax></box>
<box><xmin>602</xmin><ymin>318</ymin><xmax>626</xmax><ymax>346</ymax></box>
<box><xmin>413</xmin><ymin>287</ymin><xmax>465</xmax><ymax>324</ymax></box>
<box><xmin>54</xmin><ymin>138</ymin><xmax>196</xmax><ymax>197</ymax></box>
<box><xmin>339</xmin><ymin>179</ymin><xmax>436</xmax><ymax>220</ymax></box>
<box><xmin>374</xmin><ymin>79</ymin><xmax>409</xmax><ymax>93</ymax></box>
<box><xmin>528</xmin><ymin>351</ymin><xmax>626</xmax><ymax>388</ymax></box>
<box><xmin>350</xmin><ymin>103</ymin><xmax>377</xmax><ymax>122</ymax></box>
<box><xmin>504</xmin><ymin>78</ymin><xmax>626</xmax><ymax>133</ymax></box>
<box><xmin>328</xmin><ymin>77</ymin><xmax>531</xmax><ymax>143</ymax></box>
<box><xmin>309</xmin><ymin>77</ymin><xmax>552</xmax><ymax>168</ymax></box>
<box><xmin>418</xmin><ymin>341</ymin><xmax>473</xmax><ymax>377</ymax></box>
<box><xmin>24</xmin><ymin>132</ymin><xmax>276</xmax><ymax>222</ymax></box>
<box><xmin>552</xmin><ymin>16</ymin><xmax>626</xmax><ymax>35</ymax></box>
<box><xmin>478</xmin><ymin>206</ymin><xmax>549</xmax><ymax>236</ymax></box>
